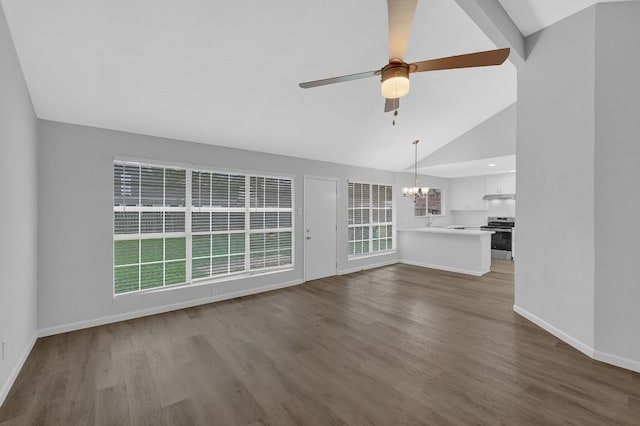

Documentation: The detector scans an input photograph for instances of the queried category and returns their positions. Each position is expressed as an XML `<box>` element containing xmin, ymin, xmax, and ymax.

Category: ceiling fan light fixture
<box><xmin>297</xmin><ymin>0</ymin><xmax>511</xmax><ymax>114</ymax></box>
<box><xmin>381</xmin><ymin>63</ymin><xmax>410</xmax><ymax>98</ymax></box>
<box><xmin>381</xmin><ymin>75</ymin><xmax>410</xmax><ymax>98</ymax></box>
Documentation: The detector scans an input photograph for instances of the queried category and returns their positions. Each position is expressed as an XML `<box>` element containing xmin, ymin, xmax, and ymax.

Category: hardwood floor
<box><xmin>1</xmin><ymin>261</ymin><xmax>639</xmax><ymax>425</ymax></box>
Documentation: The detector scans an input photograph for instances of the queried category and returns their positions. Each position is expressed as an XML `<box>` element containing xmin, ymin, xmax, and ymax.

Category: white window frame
<box><xmin>414</xmin><ymin>188</ymin><xmax>445</xmax><ymax>217</ymax></box>
<box><xmin>113</xmin><ymin>163</ymin><xmax>189</xmax><ymax>295</ymax></box>
<box><xmin>113</xmin><ymin>159</ymin><xmax>295</xmax><ymax>297</ymax></box>
<box><xmin>347</xmin><ymin>181</ymin><xmax>395</xmax><ymax>259</ymax></box>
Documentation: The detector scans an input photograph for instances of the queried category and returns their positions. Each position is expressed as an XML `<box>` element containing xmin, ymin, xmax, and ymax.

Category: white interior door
<box><xmin>304</xmin><ymin>176</ymin><xmax>337</xmax><ymax>281</ymax></box>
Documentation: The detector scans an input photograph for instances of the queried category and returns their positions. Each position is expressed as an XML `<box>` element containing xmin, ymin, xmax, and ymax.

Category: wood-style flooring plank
<box><xmin>95</xmin><ymin>382</ymin><xmax>130</xmax><ymax>426</ymax></box>
<box><xmin>1</xmin><ymin>260</ymin><xmax>640</xmax><ymax>425</ymax></box>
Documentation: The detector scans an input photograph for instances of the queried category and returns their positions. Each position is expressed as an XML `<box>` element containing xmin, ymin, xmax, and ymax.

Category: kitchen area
<box><xmin>449</xmin><ymin>172</ymin><xmax>516</xmax><ymax>259</ymax></box>
<box><xmin>397</xmin><ymin>172</ymin><xmax>516</xmax><ymax>276</ymax></box>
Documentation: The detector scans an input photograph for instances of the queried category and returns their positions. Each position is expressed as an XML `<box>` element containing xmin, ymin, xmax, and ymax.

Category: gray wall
<box><xmin>516</xmin><ymin>1</ymin><xmax>640</xmax><ymax>371</ymax></box>
<box><xmin>37</xmin><ymin>120</ymin><xmax>426</xmax><ymax>333</ymax></box>
<box><xmin>594</xmin><ymin>2</ymin><xmax>640</xmax><ymax>366</ymax></box>
<box><xmin>515</xmin><ymin>6</ymin><xmax>596</xmax><ymax>349</ymax></box>
<box><xmin>0</xmin><ymin>3</ymin><xmax>38</xmax><ymax>403</ymax></box>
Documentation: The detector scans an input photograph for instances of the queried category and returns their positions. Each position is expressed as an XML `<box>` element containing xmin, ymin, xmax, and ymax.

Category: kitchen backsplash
<box><xmin>451</xmin><ymin>199</ymin><xmax>516</xmax><ymax>226</ymax></box>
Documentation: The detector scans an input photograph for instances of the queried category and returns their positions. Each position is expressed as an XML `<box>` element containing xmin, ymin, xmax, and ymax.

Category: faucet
<box><xmin>425</xmin><ymin>214</ymin><xmax>433</xmax><ymax>227</ymax></box>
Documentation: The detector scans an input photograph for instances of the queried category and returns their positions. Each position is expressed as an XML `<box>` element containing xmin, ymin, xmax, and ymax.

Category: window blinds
<box><xmin>113</xmin><ymin>163</ymin><xmax>187</xmax><ymax>294</ymax></box>
<box><xmin>114</xmin><ymin>161</ymin><xmax>293</xmax><ymax>295</ymax></box>
<box><xmin>348</xmin><ymin>182</ymin><xmax>393</xmax><ymax>257</ymax></box>
<box><xmin>248</xmin><ymin>177</ymin><xmax>293</xmax><ymax>271</ymax></box>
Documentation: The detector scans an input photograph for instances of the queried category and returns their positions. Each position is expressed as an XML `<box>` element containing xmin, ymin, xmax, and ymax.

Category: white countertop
<box><xmin>397</xmin><ymin>227</ymin><xmax>494</xmax><ymax>236</ymax></box>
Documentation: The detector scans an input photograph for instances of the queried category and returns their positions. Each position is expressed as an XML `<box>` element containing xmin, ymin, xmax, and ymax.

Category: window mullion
<box><xmin>244</xmin><ymin>175</ymin><xmax>251</xmax><ymax>272</ymax></box>
<box><xmin>138</xmin><ymin>165</ymin><xmax>142</xmax><ymax>291</ymax></box>
<box><xmin>185</xmin><ymin>169</ymin><xmax>193</xmax><ymax>283</ymax></box>
<box><xmin>163</xmin><ymin>167</ymin><xmax>166</xmax><ymax>287</ymax></box>
<box><xmin>369</xmin><ymin>185</ymin><xmax>373</xmax><ymax>254</ymax></box>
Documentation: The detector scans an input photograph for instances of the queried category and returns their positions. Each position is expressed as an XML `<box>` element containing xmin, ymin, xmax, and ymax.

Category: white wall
<box><xmin>593</xmin><ymin>2</ymin><xmax>640</xmax><ymax>368</ymax></box>
<box><xmin>515</xmin><ymin>5</ymin><xmax>596</xmax><ymax>351</ymax></box>
<box><xmin>37</xmin><ymin>120</ymin><xmax>411</xmax><ymax>333</ymax></box>
<box><xmin>0</xmin><ymin>3</ymin><xmax>38</xmax><ymax>405</ymax></box>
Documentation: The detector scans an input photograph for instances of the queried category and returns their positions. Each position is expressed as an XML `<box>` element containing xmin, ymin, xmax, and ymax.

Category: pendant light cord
<box><xmin>413</xmin><ymin>140</ymin><xmax>419</xmax><ymax>187</ymax></box>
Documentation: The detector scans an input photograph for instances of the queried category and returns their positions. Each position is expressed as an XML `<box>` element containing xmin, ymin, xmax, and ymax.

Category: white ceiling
<box><xmin>1</xmin><ymin>0</ymin><xmax>516</xmax><ymax>172</ymax></box>
<box><xmin>418</xmin><ymin>154</ymin><xmax>515</xmax><ymax>178</ymax></box>
<box><xmin>498</xmin><ymin>0</ymin><xmax>638</xmax><ymax>37</ymax></box>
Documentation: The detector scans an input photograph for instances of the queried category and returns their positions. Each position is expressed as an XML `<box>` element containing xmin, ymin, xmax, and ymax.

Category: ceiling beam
<box><xmin>453</xmin><ymin>0</ymin><xmax>525</xmax><ymax>68</ymax></box>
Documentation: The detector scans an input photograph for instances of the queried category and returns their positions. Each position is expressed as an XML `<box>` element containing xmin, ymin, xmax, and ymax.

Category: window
<box><xmin>248</xmin><ymin>177</ymin><xmax>293</xmax><ymax>271</ymax></box>
<box><xmin>415</xmin><ymin>188</ymin><xmax>443</xmax><ymax>216</ymax></box>
<box><xmin>191</xmin><ymin>171</ymin><xmax>247</xmax><ymax>280</ymax></box>
<box><xmin>114</xmin><ymin>160</ymin><xmax>293</xmax><ymax>295</ymax></box>
<box><xmin>348</xmin><ymin>182</ymin><xmax>393</xmax><ymax>257</ymax></box>
<box><xmin>113</xmin><ymin>164</ymin><xmax>187</xmax><ymax>294</ymax></box>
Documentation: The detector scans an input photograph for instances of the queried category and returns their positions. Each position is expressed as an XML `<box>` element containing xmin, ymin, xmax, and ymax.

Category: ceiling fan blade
<box><xmin>299</xmin><ymin>70</ymin><xmax>378</xmax><ymax>89</ymax></box>
<box><xmin>409</xmin><ymin>48</ymin><xmax>510</xmax><ymax>73</ymax></box>
<box><xmin>384</xmin><ymin>98</ymin><xmax>399</xmax><ymax>113</ymax></box>
<box><xmin>388</xmin><ymin>0</ymin><xmax>418</xmax><ymax>61</ymax></box>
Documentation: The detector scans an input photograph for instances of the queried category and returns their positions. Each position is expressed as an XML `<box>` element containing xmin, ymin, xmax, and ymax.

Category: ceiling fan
<box><xmin>298</xmin><ymin>0</ymin><xmax>511</xmax><ymax>113</ymax></box>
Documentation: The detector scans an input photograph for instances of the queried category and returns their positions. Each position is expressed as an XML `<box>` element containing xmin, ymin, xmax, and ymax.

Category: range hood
<box><xmin>483</xmin><ymin>193</ymin><xmax>516</xmax><ymax>200</ymax></box>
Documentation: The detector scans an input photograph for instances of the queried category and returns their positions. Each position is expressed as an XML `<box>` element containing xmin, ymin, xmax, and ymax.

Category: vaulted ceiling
<box><xmin>498</xmin><ymin>0</ymin><xmax>638</xmax><ymax>37</ymax></box>
<box><xmin>3</xmin><ymin>1</ymin><xmax>629</xmax><ymax>173</ymax></box>
<box><xmin>1</xmin><ymin>0</ymin><xmax>516</xmax><ymax>171</ymax></box>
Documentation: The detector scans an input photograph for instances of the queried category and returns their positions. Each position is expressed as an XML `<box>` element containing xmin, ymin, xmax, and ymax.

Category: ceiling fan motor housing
<box><xmin>381</xmin><ymin>62</ymin><xmax>410</xmax><ymax>98</ymax></box>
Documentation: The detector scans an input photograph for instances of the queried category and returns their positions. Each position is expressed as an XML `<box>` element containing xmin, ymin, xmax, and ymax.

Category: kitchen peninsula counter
<box><xmin>398</xmin><ymin>227</ymin><xmax>494</xmax><ymax>276</ymax></box>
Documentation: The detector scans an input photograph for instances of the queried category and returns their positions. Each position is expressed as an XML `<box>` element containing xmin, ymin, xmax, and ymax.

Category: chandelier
<box><xmin>402</xmin><ymin>140</ymin><xmax>429</xmax><ymax>203</ymax></box>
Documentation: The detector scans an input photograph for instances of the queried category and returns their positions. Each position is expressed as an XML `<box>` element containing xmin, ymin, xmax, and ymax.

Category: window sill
<box><xmin>348</xmin><ymin>250</ymin><xmax>396</xmax><ymax>261</ymax></box>
<box><xmin>113</xmin><ymin>266</ymin><xmax>294</xmax><ymax>298</ymax></box>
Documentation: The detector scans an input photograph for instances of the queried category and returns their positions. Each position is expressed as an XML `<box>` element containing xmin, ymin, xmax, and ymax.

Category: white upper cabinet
<box><xmin>485</xmin><ymin>174</ymin><xmax>516</xmax><ymax>194</ymax></box>
<box><xmin>450</xmin><ymin>180</ymin><xmax>488</xmax><ymax>211</ymax></box>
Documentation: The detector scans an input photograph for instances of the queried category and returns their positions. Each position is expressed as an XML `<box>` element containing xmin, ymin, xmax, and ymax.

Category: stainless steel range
<box><xmin>481</xmin><ymin>217</ymin><xmax>515</xmax><ymax>260</ymax></box>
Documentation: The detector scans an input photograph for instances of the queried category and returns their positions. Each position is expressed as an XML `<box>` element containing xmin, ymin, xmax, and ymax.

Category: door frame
<box><xmin>303</xmin><ymin>175</ymin><xmax>339</xmax><ymax>282</ymax></box>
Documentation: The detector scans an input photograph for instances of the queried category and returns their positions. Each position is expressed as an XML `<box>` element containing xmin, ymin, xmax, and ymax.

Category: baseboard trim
<box><xmin>38</xmin><ymin>279</ymin><xmax>304</xmax><ymax>337</ymax></box>
<box><xmin>594</xmin><ymin>350</ymin><xmax>640</xmax><ymax>374</ymax></box>
<box><xmin>400</xmin><ymin>259</ymin><xmax>489</xmax><ymax>277</ymax></box>
<box><xmin>0</xmin><ymin>332</ymin><xmax>37</xmax><ymax>407</ymax></box>
<box><xmin>338</xmin><ymin>259</ymin><xmax>399</xmax><ymax>275</ymax></box>
<box><xmin>513</xmin><ymin>305</ymin><xmax>595</xmax><ymax>357</ymax></box>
